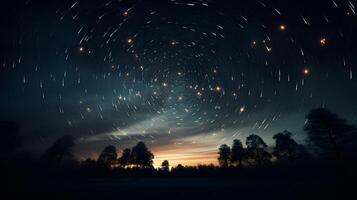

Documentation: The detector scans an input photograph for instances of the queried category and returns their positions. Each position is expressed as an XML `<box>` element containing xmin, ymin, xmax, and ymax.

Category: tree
<box><xmin>80</xmin><ymin>158</ymin><xmax>97</xmax><ymax>170</ymax></box>
<box><xmin>130</xmin><ymin>142</ymin><xmax>154</xmax><ymax>168</ymax></box>
<box><xmin>273</xmin><ymin>131</ymin><xmax>303</xmax><ymax>162</ymax></box>
<box><xmin>97</xmin><ymin>145</ymin><xmax>117</xmax><ymax>168</ymax></box>
<box><xmin>246</xmin><ymin>134</ymin><xmax>271</xmax><ymax>166</ymax></box>
<box><xmin>218</xmin><ymin>144</ymin><xmax>231</xmax><ymax>168</ymax></box>
<box><xmin>42</xmin><ymin>135</ymin><xmax>76</xmax><ymax>168</ymax></box>
<box><xmin>231</xmin><ymin>139</ymin><xmax>245</xmax><ymax>167</ymax></box>
<box><xmin>118</xmin><ymin>148</ymin><xmax>131</xmax><ymax>167</ymax></box>
<box><xmin>304</xmin><ymin>108</ymin><xmax>355</xmax><ymax>158</ymax></box>
<box><xmin>161</xmin><ymin>160</ymin><xmax>170</xmax><ymax>171</ymax></box>
<box><xmin>176</xmin><ymin>164</ymin><xmax>184</xmax><ymax>170</ymax></box>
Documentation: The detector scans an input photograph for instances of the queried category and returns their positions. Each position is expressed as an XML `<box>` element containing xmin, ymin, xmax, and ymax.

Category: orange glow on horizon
<box><xmin>78</xmin><ymin>141</ymin><xmax>220</xmax><ymax>168</ymax></box>
<box><xmin>152</xmin><ymin>151</ymin><xmax>218</xmax><ymax>167</ymax></box>
<box><xmin>80</xmin><ymin>150</ymin><xmax>218</xmax><ymax>168</ymax></box>
<box><xmin>150</xmin><ymin>143</ymin><xmax>219</xmax><ymax>167</ymax></box>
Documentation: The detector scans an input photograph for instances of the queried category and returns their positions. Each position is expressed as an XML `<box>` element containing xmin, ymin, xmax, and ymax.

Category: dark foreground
<box><xmin>3</xmin><ymin>163</ymin><xmax>355</xmax><ymax>200</ymax></box>
<box><xmin>18</xmin><ymin>177</ymin><xmax>345</xmax><ymax>200</ymax></box>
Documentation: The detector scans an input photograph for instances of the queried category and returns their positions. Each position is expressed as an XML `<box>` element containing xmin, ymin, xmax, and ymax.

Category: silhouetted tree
<box><xmin>231</xmin><ymin>139</ymin><xmax>245</xmax><ymax>167</ymax></box>
<box><xmin>80</xmin><ymin>158</ymin><xmax>97</xmax><ymax>170</ymax></box>
<box><xmin>97</xmin><ymin>145</ymin><xmax>117</xmax><ymax>168</ymax></box>
<box><xmin>161</xmin><ymin>160</ymin><xmax>170</xmax><ymax>171</ymax></box>
<box><xmin>172</xmin><ymin>164</ymin><xmax>184</xmax><ymax>172</ymax></box>
<box><xmin>246</xmin><ymin>134</ymin><xmax>271</xmax><ymax>166</ymax></box>
<box><xmin>130</xmin><ymin>142</ymin><xmax>154</xmax><ymax>168</ymax></box>
<box><xmin>118</xmin><ymin>148</ymin><xmax>131</xmax><ymax>167</ymax></box>
<box><xmin>176</xmin><ymin>164</ymin><xmax>184</xmax><ymax>170</ymax></box>
<box><xmin>218</xmin><ymin>144</ymin><xmax>231</xmax><ymax>168</ymax></box>
<box><xmin>0</xmin><ymin>121</ymin><xmax>21</xmax><ymax>158</ymax></box>
<box><xmin>273</xmin><ymin>131</ymin><xmax>303</xmax><ymax>162</ymax></box>
<box><xmin>42</xmin><ymin>135</ymin><xmax>76</xmax><ymax>168</ymax></box>
<box><xmin>304</xmin><ymin>108</ymin><xmax>355</xmax><ymax>159</ymax></box>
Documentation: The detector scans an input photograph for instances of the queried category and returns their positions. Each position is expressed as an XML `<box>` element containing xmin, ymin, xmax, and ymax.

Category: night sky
<box><xmin>1</xmin><ymin>0</ymin><xmax>357</xmax><ymax>166</ymax></box>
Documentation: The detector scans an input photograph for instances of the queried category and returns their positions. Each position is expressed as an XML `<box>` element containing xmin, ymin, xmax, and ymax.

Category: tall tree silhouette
<box><xmin>118</xmin><ymin>148</ymin><xmax>131</xmax><ymax>167</ymax></box>
<box><xmin>231</xmin><ymin>139</ymin><xmax>245</xmax><ymax>167</ymax></box>
<box><xmin>304</xmin><ymin>108</ymin><xmax>355</xmax><ymax>159</ymax></box>
<box><xmin>246</xmin><ymin>134</ymin><xmax>271</xmax><ymax>166</ymax></box>
<box><xmin>130</xmin><ymin>142</ymin><xmax>154</xmax><ymax>168</ymax></box>
<box><xmin>0</xmin><ymin>121</ymin><xmax>21</xmax><ymax>158</ymax></box>
<box><xmin>42</xmin><ymin>135</ymin><xmax>76</xmax><ymax>168</ymax></box>
<box><xmin>218</xmin><ymin>144</ymin><xmax>231</xmax><ymax>168</ymax></box>
<box><xmin>97</xmin><ymin>145</ymin><xmax>117</xmax><ymax>168</ymax></box>
<box><xmin>273</xmin><ymin>131</ymin><xmax>304</xmax><ymax>162</ymax></box>
<box><xmin>161</xmin><ymin>160</ymin><xmax>170</xmax><ymax>171</ymax></box>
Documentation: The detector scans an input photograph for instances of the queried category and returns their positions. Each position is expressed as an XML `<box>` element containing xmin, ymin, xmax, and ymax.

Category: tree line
<box><xmin>218</xmin><ymin>131</ymin><xmax>307</xmax><ymax>168</ymax></box>
<box><xmin>86</xmin><ymin>141</ymin><xmax>155</xmax><ymax>169</ymax></box>
<box><xmin>41</xmin><ymin>139</ymin><xmax>157</xmax><ymax>170</ymax></box>
<box><xmin>1</xmin><ymin>107</ymin><xmax>356</xmax><ymax>171</ymax></box>
<box><xmin>218</xmin><ymin>108</ymin><xmax>356</xmax><ymax>167</ymax></box>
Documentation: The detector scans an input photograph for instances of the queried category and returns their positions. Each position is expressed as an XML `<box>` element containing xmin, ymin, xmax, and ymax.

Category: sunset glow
<box><xmin>152</xmin><ymin>145</ymin><xmax>218</xmax><ymax>167</ymax></box>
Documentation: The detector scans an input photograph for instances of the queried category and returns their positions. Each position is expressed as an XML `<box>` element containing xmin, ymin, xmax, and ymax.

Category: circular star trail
<box><xmin>1</xmin><ymin>0</ymin><xmax>356</xmax><ymax>165</ymax></box>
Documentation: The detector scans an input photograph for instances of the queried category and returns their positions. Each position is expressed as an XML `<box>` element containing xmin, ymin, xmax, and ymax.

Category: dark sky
<box><xmin>1</xmin><ymin>0</ymin><xmax>357</xmax><ymax>165</ymax></box>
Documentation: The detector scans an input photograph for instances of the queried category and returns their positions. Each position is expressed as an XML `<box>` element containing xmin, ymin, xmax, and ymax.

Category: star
<box><xmin>320</xmin><ymin>38</ymin><xmax>327</xmax><ymax>46</ymax></box>
<box><xmin>239</xmin><ymin>106</ymin><xmax>245</xmax><ymax>113</ymax></box>
<box><xmin>123</xmin><ymin>11</ymin><xmax>129</xmax><ymax>17</ymax></box>
<box><xmin>279</xmin><ymin>24</ymin><xmax>286</xmax><ymax>31</ymax></box>
<box><xmin>214</xmin><ymin>86</ymin><xmax>222</xmax><ymax>92</ymax></box>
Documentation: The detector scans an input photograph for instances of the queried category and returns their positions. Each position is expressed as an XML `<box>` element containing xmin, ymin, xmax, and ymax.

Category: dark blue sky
<box><xmin>1</xmin><ymin>0</ymin><xmax>356</xmax><ymax>165</ymax></box>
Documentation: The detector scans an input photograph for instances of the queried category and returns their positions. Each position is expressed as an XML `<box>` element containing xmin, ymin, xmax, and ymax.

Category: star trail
<box><xmin>1</xmin><ymin>0</ymin><xmax>357</xmax><ymax>166</ymax></box>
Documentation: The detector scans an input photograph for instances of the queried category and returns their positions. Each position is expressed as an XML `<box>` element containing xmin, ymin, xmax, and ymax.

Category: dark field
<box><xmin>4</xmin><ymin>163</ymin><xmax>354</xmax><ymax>200</ymax></box>
<box><xmin>15</xmin><ymin>177</ymin><xmax>345</xmax><ymax>200</ymax></box>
